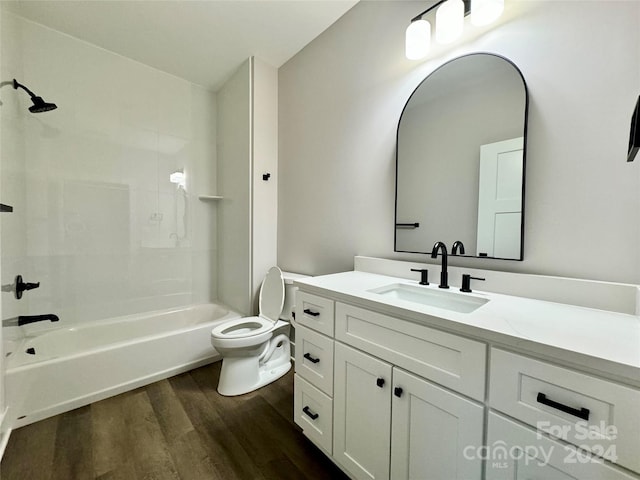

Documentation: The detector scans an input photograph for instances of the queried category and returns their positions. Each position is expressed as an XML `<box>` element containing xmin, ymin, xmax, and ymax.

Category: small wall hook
<box><xmin>262</xmin><ymin>173</ymin><xmax>271</xmax><ymax>181</ymax></box>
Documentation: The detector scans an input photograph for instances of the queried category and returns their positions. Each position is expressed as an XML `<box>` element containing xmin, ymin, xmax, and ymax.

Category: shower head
<box><xmin>28</xmin><ymin>96</ymin><xmax>57</xmax><ymax>113</ymax></box>
<box><xmin>12</xmin><ymin>79</ymin><xmax>57</xmax><ymax>113</ymax></box>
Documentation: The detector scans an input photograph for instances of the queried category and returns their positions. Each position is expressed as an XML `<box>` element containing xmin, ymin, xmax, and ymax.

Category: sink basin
<box><xmin>368</xmin><ymin>283</ymin><xmax>489</xmax><ymax>313</ymax></box>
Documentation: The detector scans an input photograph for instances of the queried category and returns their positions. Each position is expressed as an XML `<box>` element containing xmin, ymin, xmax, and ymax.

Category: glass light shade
<box><xmin>435</xmin><ymin>0</ymin><xmax>464</xmax><ymax>44</ymax></box>
<box><xmin>405</xmin><ymin>19</ymin><xmax>431</xmax><ymax>60</ymax></box>
<box><xmin>471</xmin><ymin>0</ymin><xmax>504</xmax><ymax>26</ymax></box>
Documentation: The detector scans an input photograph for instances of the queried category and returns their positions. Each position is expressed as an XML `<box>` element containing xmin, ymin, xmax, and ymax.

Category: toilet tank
<box><xmin>280</xmin><ymin>271</ymin><xmax>310</xmax><ymax>321</ymax></box>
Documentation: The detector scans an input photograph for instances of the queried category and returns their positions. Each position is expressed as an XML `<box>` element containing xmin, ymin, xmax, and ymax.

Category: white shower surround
<box><xmin>4</xmin><ymin>303</ymin><xmax>240</xmax><ymax>428</ymax></box>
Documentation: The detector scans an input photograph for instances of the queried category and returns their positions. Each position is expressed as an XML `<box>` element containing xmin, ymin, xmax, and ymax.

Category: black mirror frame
<box><xmin>394</xmin><ymin>52</ymin><xmax>530</xmax><ymax>261</ymax></box>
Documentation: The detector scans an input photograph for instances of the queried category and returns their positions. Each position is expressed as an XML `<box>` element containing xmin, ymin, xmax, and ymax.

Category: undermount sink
<box><xmin>368</xmin><ymin>283</ymin><xmax>489</xmax><ymax>313</ymax></box>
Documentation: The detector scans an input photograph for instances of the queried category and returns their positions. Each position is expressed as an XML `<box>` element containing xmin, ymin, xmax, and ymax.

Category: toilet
<box><xmin>211</xmin><ymin>266</ymin><xmax>304</xmax><ymax>396</ymax></box>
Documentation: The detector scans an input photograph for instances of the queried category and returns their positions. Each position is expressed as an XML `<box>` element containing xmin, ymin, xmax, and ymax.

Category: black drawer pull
<box><xmin>302</xmin><ymin>406</ymin><xmax>319</xmax><ymax>420</ymax></box>
<box><xmin>303</xmin><ymin>308</ymin><xmax>320</xmax><ymax>317</ymax></box>
<box><xmin>394</xmin><ymin>387</ymin><xmax>403</xmax><ymax>398</ymax></box>
<box><xmin>536</xmin><ymin>393</ymin><xmax>590</xmax><ymax>421</ymax></box>
<box><xmin>303</xmin><ymin>353</ymin><xmax>320</xmax><ymax>364</ymax></box>
<box><xmin>376</xmin><ymin>377</ymin><xmax>385</xmax><ymax>388</ymax></box>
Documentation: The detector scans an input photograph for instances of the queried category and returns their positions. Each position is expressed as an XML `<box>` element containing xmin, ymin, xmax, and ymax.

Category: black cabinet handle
<box><xmin>303</xmin><ymin>308</ymin><xmax>320</xmax><ymax>317</ymax></box>
<box><xmin>394</xmin><ymin>387</ymin><xmax>403</xmax><ymax>398</ymax></box>
<box><xmin>302</xmin><ymin>406</ymin><xmax>319</xmax><ymax>420</ymax></box>
<box><xmin>303</xmin><ymin>353</ymin><xmax>320</xmax><ymax>364</ymax></box>
<box><xmin>536</xmin><ymin>393</ymin><xmax>590</xmax><ymax>421</ymax></box>
<box><xmin>376</xmin><ymin>377</ymin><xmax>385</xmax><ymax>388</ymax></box>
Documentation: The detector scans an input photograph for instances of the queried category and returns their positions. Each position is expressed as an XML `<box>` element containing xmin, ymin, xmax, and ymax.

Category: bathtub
<box><xmin>4</xmin><ymin>303</ymin><xmax>240</xmax><ymax>428</ymax></box>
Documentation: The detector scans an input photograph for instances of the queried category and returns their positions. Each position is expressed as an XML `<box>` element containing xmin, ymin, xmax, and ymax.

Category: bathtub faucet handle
<box><xmin>15</xmin><ymin>275</ymin><xmax>40</xmax><ymax>299</ymax></box>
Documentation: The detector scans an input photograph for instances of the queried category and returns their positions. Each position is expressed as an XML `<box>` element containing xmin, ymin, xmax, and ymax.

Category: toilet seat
<box><xmin>211</xmin><ymin>316</ymin><xmax>273</xmax><ymax>339</ymax></box>
<box><xmin>211</xmin><ymin>266</ymin><xmax>285</xmax><ymax>342</ymax></box>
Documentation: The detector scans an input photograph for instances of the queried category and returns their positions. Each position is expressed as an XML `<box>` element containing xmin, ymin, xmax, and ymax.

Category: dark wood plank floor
<box><xmin>0</xmin><ymin>362</ymin><xmax>348</xmax><ymax>480</ymax></box>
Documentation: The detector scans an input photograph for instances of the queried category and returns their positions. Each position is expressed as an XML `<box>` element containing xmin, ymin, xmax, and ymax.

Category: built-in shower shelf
<box><xmin>198</xmin><ymin>195</ymin><xmax>223</xmax><ymax>201</ymax></box>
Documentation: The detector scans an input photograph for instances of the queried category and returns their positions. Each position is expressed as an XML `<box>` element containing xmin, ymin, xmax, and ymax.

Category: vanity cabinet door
<box><xmin>334</xmin><ymin>342</ymin><xmax>392</xmax><ymax>480</ymax></box>
<box><xmin>390</xmin><ymin>369</ymin><xmax>484</xmax><ymax>480</ymax></box>
<box><xmin>486</xmin><ymin>413</ymin><xmax>639</xmax><ymax>480</ymax></box>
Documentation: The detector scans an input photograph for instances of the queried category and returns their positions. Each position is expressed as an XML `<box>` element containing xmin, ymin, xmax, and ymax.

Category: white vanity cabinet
<box><xmin>489</xmin><ymin>348</ymin><xmax>640</xmax><ymax>475</ymax></box>
<box><xmin>293</xmin><ymin>292</ymin><xmax>336</xmax><ymax>455</ymax></box>
<box><xmin>333</xmin><ymin>342</ymin><xmax>392</xmax><ymax>479</ymax></box>
<box><xmin>292</xmin><ymin>280</ymin><xmax>640</xmax><ymax>480</ymax></box>
<box><xmin>332</xmin><ymin>311</ymin><xmax>485</xmax><ymax>480</ymax></box>
<box><xmin>333</xmin><ymin>342</ymin><xmax>484</xmax><ymax>480</ymax></box>
<box><xmin>390</xmin><ymin>368</ymin><xmax>484</xmax><ymax>480</ymax></box>
<box><xmin>486</xmin><ymin>413</ymin><xmax>639</xmax><ymax>480</ymax></box>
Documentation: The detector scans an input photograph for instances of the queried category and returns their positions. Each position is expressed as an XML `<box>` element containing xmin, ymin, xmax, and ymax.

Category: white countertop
<box><xmin>295</xmin><ymin>271</ymin><xmax>640</xmax><ymax>385</ymax></box>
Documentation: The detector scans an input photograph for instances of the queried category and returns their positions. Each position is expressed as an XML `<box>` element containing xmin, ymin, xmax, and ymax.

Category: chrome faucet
<box><xmin>431</xmin><ymin>241</ymin><xmax>449</xmax><ymax>289</ymax></box>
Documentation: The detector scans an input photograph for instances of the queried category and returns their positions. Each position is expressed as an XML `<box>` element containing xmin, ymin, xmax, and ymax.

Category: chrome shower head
<box><xmin>13</xmin><ymin>79</ymin><xmax>57</xmax><ymax>113</ymax></box>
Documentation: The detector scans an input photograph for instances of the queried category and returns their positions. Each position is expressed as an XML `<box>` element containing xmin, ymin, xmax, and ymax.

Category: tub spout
<box><xmin>3</xmin><ymin>314</ymin><xmax>59</xmax><ymax>327</ymax></box>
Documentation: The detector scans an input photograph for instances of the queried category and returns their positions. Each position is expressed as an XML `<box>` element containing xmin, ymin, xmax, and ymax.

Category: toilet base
<box><xmin>217</xmin><ymin>336</ymin><xmax>291</xmax><ymax>396</ymax></box>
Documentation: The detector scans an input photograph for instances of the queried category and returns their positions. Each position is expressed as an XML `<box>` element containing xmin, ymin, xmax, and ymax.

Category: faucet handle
<box><xmin>410</xmin><ymin>268</ymin><xmax>429</xmax><ymax>285</ymax></box>
<box><xmin>460</xmin><ymin>274</ymin><xmax>485</xmax><ymax>293</ymax></box>
<box><xmin>15</xmin><ymin>275</ymin><xmax>40</xmax><ymax>300</ymax></box>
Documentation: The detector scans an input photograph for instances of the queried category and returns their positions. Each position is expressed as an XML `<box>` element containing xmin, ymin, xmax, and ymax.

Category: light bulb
<box><xmin>435</xmin><ymin>0</ymin><xmax>464</xmax><ymax>44</ymax></box>
<box><xmin>405</xmin><ymin>19</ymin><xmax>431</xmax><ymax>60</ymax></box>
<box><xmin>471</xmin><ymin>0</ymin><xmax>504</xmax><ymax>26</ymax></box>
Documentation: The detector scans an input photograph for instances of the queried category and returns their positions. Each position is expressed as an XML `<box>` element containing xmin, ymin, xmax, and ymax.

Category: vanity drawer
<box><xmin>295</xmin><ymin>291</ymin><xmax>335</xmax><ymax>336</ymax></box>
<box><xmin>486</xmin><ymin>412</ymin><xmax>638</xmax><ymax>480</ymax></box>
<box><xmin>335</xmin><ymin>302</ymin><xmax>486</xmax><ymax>401</ymax></box>
<box><xmin>294</xmin><ymin>374</ymin><xmax>333</xmax><ymax>455</ymax></box>
<box><xmin>490</xmin><ymin>348</ymin><xmax>640</xmax><ymax>474</ymax></box>
<box><xmin>294</xmin><ymin>325</ymin><xmax>334</xmax><ymax>396</ymax></box>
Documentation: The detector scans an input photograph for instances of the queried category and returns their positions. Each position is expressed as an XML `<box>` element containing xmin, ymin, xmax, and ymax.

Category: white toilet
<box><xmin>211</xmin><ymin>266</ymin><xmax>301</xmax><ymax>396</ymax></box>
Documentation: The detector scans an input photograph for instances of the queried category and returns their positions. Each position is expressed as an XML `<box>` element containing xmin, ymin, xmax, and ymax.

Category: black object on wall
<box><xmin>628</xmin><ymin>95</ymin><xmax>640</xmax><ymax>162</ymax></box>
<box><xmin>12</xmin><ymin>79</ymin><xmax>57</xmax><ymax>113</ymax></box>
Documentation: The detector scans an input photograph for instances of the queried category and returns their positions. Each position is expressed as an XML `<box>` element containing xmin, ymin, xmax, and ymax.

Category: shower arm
<box><xmin>13</xmin><ymin>79</ymin><xmax>38</xmax><ymax>99</ymax></box>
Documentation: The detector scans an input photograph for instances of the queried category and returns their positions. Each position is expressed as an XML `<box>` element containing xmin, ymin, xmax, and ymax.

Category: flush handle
<box><xmin>536</xmin><ymin>393</ymin><xmax>590</xmax><ymax>421</ymax></box>
<box><xmin>302</xmin><ymin>406</ymin><xmax>319</xmax><ymax>420</ymax></box>
<box><xmin>303</xmin><ymin>353</ymin><xmax>320</xmax><ymax>364</ymax></box>
<box><xmin>303</xmin><ymin>308</ymin><xmax>320</xmax><ymax>317</ymax></box>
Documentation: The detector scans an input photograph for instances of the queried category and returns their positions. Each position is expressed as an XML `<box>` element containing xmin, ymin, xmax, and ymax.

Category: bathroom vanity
<box><xmin>292</xmin><ymin>257</ymin><xmax>640</xmax><ymax>480</ymax></box>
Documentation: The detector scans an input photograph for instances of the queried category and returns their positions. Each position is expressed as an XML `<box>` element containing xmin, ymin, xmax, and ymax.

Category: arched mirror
<box><xmin>395</xmin><ymin>53</ymin><xmax>528</xmax><ymax>260</ymax></box>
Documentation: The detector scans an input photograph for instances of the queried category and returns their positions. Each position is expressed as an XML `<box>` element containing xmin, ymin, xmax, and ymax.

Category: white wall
<box><xmin>278</xmin><ymin>1</ymin><xmax>640</xmax><ymax>284</ymax></box>
<box><xmin>217</xmin><ymin>59</ymin><xmax>252</xmax><ymax>314</ymax></box>
<box><xmin>0</xmin><ymin>13</ymin><xmax>218</xmax><ymax>325</ymax></box>
<box><xmin>218</xmin><ymin>57</ymin><xmax>279</xmax><ymax>315</ymax></box>
<box><xmin>251</xmin><ymin>58</ymin><xmax>279</xmax><ymax>308</ymax></box>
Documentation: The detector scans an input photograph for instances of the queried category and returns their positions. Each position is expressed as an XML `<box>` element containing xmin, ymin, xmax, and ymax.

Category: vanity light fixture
<box><xmin>435</xmin><ymin>0</ymin><xmax>465</xmax><ymax>44</ymax></box>
<box><xmin>405</xmin><ymin>0</ymin><xmax>504</xmax><ymax>60</ymax></box>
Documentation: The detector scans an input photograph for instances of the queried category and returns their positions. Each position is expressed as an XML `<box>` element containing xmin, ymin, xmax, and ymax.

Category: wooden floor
<box><xmin>0</xmin><ymin>362</ymin><xmax>348</xmax><ymax>480</ymax></box>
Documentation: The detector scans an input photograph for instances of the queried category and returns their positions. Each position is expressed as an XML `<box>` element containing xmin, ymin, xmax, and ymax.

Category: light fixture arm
<box><xmin>410</xmin><ymin>0</ymin><xmax>471</xmax><ymax>23</ymax></box>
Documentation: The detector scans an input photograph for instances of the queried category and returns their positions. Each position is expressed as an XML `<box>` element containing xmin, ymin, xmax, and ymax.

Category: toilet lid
<box><xmin>259</xmin><ymin>266</ymin><xmax>285</xmax><ymax>323</ymax></box>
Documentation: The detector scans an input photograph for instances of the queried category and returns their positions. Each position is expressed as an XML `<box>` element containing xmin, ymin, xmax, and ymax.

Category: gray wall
<box><xmin>278</xmin><ymin>1</ymin><xmax>640</xmax><ymax>284</ymax></box>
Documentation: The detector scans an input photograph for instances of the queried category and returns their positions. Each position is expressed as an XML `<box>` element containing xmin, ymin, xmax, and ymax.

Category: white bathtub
<box><xmin>4</xmin><ymin>303</ymin><xmax>240</xmax><ymax>428</ymax></box>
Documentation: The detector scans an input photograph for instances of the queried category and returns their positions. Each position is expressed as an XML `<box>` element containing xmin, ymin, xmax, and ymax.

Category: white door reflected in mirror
<box><xmin>476</xmin><ymin>137</ymin><xmax>523</xmax><ymax>259</ymax></box>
